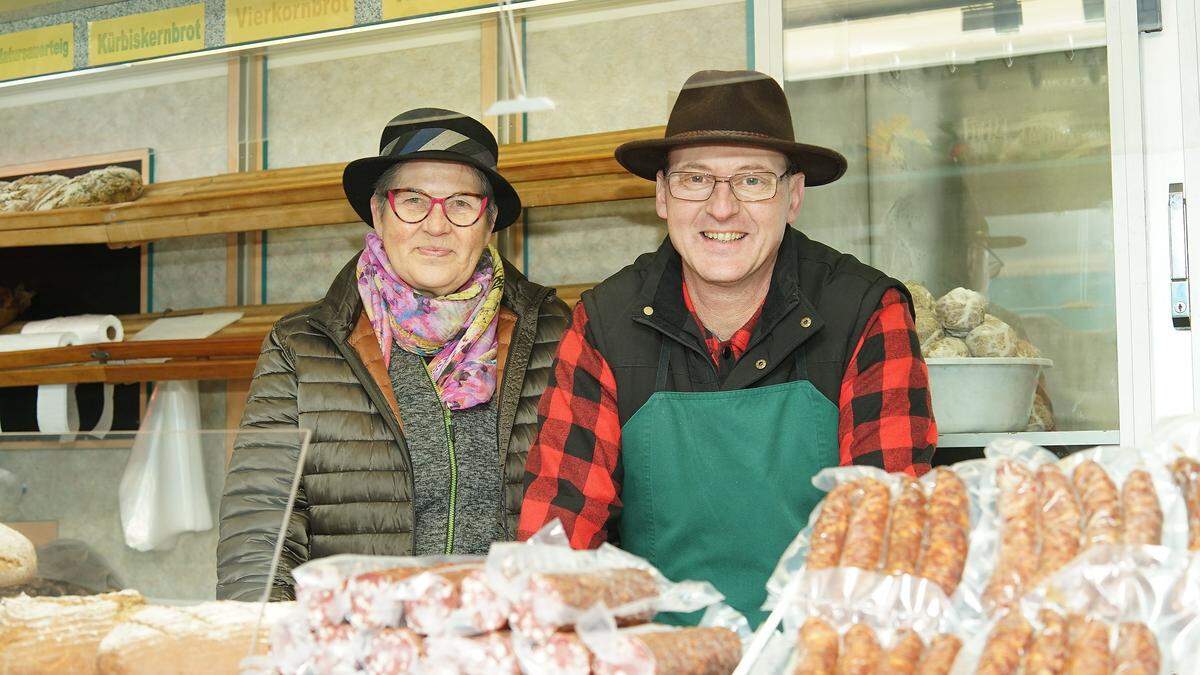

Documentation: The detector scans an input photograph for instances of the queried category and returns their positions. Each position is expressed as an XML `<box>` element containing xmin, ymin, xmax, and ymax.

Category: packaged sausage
<box><xmin>399</xmin><ymin>563</ymin><xmax>510</xmax><ymax>636</ymax></box>
<box><xmin>949</xmin><ymin>545</ymin><xmax>1200</xmax><ymax>674</ymax></box>
<box><xmin>486</xmin><ymin>521</ymin><xmax>724</xmax><ymax>642</ymax></box>
<box><xmin>577</xmin><ymin>604</ymin><xmax>749</xmax><ymax>675</ymax></box>
<box><xmin>766</xmin><ymin>464</ymin><xmax>976</xmax><ymax>615</ymax></box>
<box><xmin>421</xmin><ymin>631</ymin><xmax>520</xmax><ymax>675</ymax></box>
<box><xmin>743</xmin><ymin>567</ymin><xmax>961</xmax><ymax>675</ymax></box>
<box><xmin>289</xmin><ymin>554</ymin><xmax>475</xmax><ymax>631</ymax></box>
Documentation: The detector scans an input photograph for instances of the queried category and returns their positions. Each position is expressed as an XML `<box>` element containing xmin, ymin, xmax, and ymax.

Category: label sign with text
<box><xmin>383</xmin><ymin>0</ymin><xmax>485</xmax><ymax>20</ymax></box>
<box><xmin>226</xmin><ymin>0</ymin><xmax>355</xmax><ymax>44</ymax></box>
<box><xmin>0</xmin><ymin>24</ymin><xmax>73</xmax><ymax>81</ymax></box>
<box><xmin>88</xmin><ymin>4</ymin><xmax>205</xmax><ymax>66</ymax></box>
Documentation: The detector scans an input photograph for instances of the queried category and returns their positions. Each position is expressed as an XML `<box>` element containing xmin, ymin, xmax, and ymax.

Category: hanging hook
<box><xmin>1004</xmin><ymin>42</ymin><xmax>1015</xmax><ymax>68</ymax></box>
<box><xmin>946</xmin><ymin>50</ymin><xmax>957</xmax><ymax>75</ymax></box>
<box><xmin>1066</xmin><ymin>34</ymin><xmax>1076</xmax><ymax>61</ymax></box>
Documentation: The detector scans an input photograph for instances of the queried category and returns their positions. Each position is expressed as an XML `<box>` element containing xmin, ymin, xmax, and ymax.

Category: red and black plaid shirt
<box><xmin>518</xmin><ymin>287</ymin><xmax>936</xmax><ymax>549</ymax></box>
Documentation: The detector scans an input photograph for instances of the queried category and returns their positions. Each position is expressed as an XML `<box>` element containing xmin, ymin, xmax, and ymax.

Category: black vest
<box><xmin>581</xmin><ymin>227</ymin><xmax>911</xmax><ymax>434</ymax></box>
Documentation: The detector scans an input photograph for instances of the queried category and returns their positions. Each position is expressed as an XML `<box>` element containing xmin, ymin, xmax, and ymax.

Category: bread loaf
<box><xmin>96</xmin><ymin>600</ymin><xmax>291</xmax><ymax>675</ymax></box>
<box><xmin>0</xmin><ymin>174</ymin><xmax>68</xmax><ymax>212</ymax></box>
<box><xmin>0</xmin><ymin>522</ymin><xmax>37</xmax><ymax>587</ymax></box>
<box><xmin>33</xmin><ymin>166</ymin><xmax>143</xmax><ymax>211</ymax></box>
<box><xmin>0</xmin><ymin>589</ymin><xmax>144</xmax><ymax>674</ymax></box>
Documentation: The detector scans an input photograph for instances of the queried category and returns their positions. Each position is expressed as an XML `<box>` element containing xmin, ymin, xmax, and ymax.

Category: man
<box><xmin>518</xmin><ymin>71</ymin><xmax>936</xmax><ymax>622</ymax></box>
<box><xmin>217</xmin><ymin>109</ymin><xmax>569</xmax><ymax>600</ymax></box>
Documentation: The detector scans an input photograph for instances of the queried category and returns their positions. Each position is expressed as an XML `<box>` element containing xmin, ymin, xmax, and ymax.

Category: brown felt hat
<box><xmin>614</xmin><ymin>69</ymin><xmax>847</xmax><ymax>186</ymax></box>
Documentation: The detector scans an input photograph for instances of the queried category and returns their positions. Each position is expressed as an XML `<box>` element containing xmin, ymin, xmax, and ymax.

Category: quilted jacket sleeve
<box><xmin>216</xmin><ymin>324</ymin><xmax>311</xmax><ymax>601</ymax></box>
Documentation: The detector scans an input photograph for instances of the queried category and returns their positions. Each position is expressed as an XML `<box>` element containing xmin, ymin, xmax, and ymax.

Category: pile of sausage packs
<box><xmin>256</xmin><ymin>522</ymin><xmax>748</xmax><ymax>675</ymax></box>
<box><xmin>740</xmin><ymin>415</ymin><xmax>1200</xmax><ymax>675</ymax></box>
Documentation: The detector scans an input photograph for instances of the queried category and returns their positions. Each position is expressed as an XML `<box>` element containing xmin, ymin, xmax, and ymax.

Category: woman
<box><xmin>216</xmin><ymin>109</ymin><xmax>569</xmax><ymax>600</ymax></box>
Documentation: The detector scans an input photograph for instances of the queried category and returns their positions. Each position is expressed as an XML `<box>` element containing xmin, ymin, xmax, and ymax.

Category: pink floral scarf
<box><xmin>355</xmin><ymin>231</ymin><xmax>504</xmax><ymax>410</ymax></box>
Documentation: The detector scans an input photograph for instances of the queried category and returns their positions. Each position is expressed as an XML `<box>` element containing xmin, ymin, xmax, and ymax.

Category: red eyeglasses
<box><xmin>387</xmin><ymin>188</ymin><xmax>489</xmax><ymax>227</ymax></box>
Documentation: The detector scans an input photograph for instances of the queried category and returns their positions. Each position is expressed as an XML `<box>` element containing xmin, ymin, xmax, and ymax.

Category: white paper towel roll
<box><xmin>8</xmin><ymin>315</ymin><xmax>122</xmax><ymax>436</ymax></box>
<box><xmin>0</xmin><ymin>331</ymin><xmax>79</xmax><ymax>351</ymax></box>
<box><xmin>21</xmin><ymin>314</ymin><xmax>123</xmax><ymax>343</ymax></box>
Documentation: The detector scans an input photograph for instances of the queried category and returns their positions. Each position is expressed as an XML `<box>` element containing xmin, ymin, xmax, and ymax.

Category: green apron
<box><xmin>618</xmin><ymin>342</ymin><xmax>838</xmax><ymax>627</ymax></box>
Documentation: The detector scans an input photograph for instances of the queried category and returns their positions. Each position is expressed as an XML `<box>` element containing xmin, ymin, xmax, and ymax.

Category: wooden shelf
<box><xmin>0</xmin><ymin>127</ymin><xmax>662</xmax><ymax>249</ymax></box>
<box><xmin>0</xmin><ymin>284</ymin><xmax>591</xmax><ymax>387</ymax></box>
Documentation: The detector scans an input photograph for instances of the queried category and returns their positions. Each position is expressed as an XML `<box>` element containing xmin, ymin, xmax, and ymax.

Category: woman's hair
<box><xmin>371</xmin><ymin>161</ymin><xmax>499</xmax><ymax>227</ymax></box>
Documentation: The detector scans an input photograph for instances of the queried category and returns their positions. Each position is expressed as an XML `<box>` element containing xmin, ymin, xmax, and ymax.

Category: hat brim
<box><xmin>342</xmin><ymin>150</ymin><xmax>522</xmax><ymax>231</ymax></box>
<box><xmin>614</xmin><ymin>135</ymin><xmax>848</xmax><ymax>187</ymax></box>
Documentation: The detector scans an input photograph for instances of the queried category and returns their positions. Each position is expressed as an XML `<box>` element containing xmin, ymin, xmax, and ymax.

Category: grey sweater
<box><xmin>388</xmin><ymin>349</ymin><xmax>503</xmax><ymax>555</ymax></box>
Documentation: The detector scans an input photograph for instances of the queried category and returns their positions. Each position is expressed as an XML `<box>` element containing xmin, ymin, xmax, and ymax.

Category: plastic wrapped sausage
<box><xmin>983</xmin><ymin>460</ymin><xmax>1039</xmax><ymax>612</ymax></box>
<box><xmin>513</xmin><ymin>632</ymin><xmax>592</xmax><ymax>675</ymax></box>
<box><xmin>423</xmin><ymin>631</ymin><xmax>520</xmax><ymax>675</ymax></box>
<box><xmin>509</xmin><ymin>568</ymin><xmax>659</xmax><ymax>641</ymax></box>
<box><xmin>343</xmin><ymin>565</ymin><xmax>441</xmax><ymax>630</ymax></box>
<box><xmin>840</xmin><ymin>480</ymin><xmax>890</xmax><ymax>570</ymax></box>
<box><xmin>1064</xmin><ymin>614</ymin><xmax>1111</xmax><ymax>675</ymax></box>
<box><xmin>792</xmin><ymin>617</ymin><xmax>839</xmax><ymax>675</ymax></box>
<box><xmin>1121</xmin><ymin>469</ymin><xmax>1164</xmax><ymax>546</ymax></box>
<box><xmin>402</xmin><ymin>564</ymin><xmax>509</xmax><ymax>636</ymax></box>
<box><xmin>1170</xmin><ymin>457</ymin><xmax>1200</xmax><ymax>551</ymax></box>
<box><xmin>1113</xmin><ymin>622</ymin><xmax>1159</xmax><ymax>675</ymax></box>
<box><xmin>975</xmin><ymin>611</ymin><xmax>1033</xmax><ymax>675</ymax></box>
<box><xmin>590</xmin><ymin>627</ymin><xmax>742</xmax><ymax>675</ymax></box>
<box><xmin>1073</xmin><ymin>460</ymin><xmax>1122</xmax><ymax>548</ymax></box>
<box><xmin>884</xmin><ymin>479</ymin><xmax>927</xmax><ymax>577</ymax></box>
<box><xmin>835</xmin><ymin>623</ymin><xmax>881</xmax><ymax>675</ymax></box>
<box><xmin>807</xmin><ymin>482</ymin><xmax>860</xmax><ymax>570</ymax></box>
<box><xmin>1034</xmin><ymin>465</ymin><xmax>1082</xmax><ymax>584</ymax></box>
<box><xmin>913</xmin><ymin>634</ymin><xmax>961</xmax><ymax>675</ymax></box>
<box><xmin>1024</xmin><ymin>609</ymin><xmax>1069</xmax><ymax>675</ymax></box>
<box><xmin>877</xmin><ymin>629</ymin><xmax>924</xmax><ymax>675</ymax></box>
<box><xmin>917</xmin><ymin>469</ymin><xmax>970</xmax><ymax>597</ymax></box>
<box><xmin>360</xmin><ymin>628</ymin><xmax>423</xmax><ymax>675</ymax></box>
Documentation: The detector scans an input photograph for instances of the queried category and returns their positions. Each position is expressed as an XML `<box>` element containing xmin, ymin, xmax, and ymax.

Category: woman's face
<box><xmin>371</xmin><ymin>160</ymin><xmax>494</xmax><ymax>297</ymax></box>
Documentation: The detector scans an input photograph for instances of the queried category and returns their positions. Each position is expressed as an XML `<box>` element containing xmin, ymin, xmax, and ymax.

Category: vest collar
<box><xmin>631</xmin><ymin>227</ymin><xmax>826</xmax><ymax>366</ymax></box>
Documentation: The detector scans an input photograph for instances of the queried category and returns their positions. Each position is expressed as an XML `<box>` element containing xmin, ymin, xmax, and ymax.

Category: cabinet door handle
<box><xmin>1170</xmin><ymin>182</ymin><xmax>1191</xmax><ymax>329</ymax></box>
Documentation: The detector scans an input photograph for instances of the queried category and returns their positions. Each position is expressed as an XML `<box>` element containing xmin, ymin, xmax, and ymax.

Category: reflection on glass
<box><xmin>784</xmin><ymin>0</ymin><xmax>1115</xmax><ymax>432</ymax></box>
<box><xmin>0</xmin><ymin>430</ymin><xmax>308</xmax><ymax>603</ymax></box>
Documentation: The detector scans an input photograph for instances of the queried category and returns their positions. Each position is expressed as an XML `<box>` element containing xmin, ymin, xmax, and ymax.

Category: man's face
<box><xmin>656</xmin><ymin>144</ymin><xmax>805</xmax><ymax>287</ymax></box>
<box><xmin>371</xmin><ymin>160</ymin><xmax>494</xmax><ymax>297</ymax></box>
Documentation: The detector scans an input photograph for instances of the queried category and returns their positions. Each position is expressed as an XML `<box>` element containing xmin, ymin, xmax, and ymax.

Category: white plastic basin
<box><xmin>925</xmin><ymin>357</ymin><xmax>1053</xmax><ymax>434</ymax></box>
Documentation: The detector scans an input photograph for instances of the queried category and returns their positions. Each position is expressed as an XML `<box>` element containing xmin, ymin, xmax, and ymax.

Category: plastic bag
<box><xmin>577</xmin><ymin>604</ymin><xmax>749</xmax><ymax>675</ymax></box>
<box><xmin>486</xmin><ymin>520</ymin><xmax>724</xmax><ymax>642</ymax></box>
<box><xmin>741</xmin><ymin>568</ymin><xmax>961</xmax><ymax>675</ymax></box>
<box><xmin>950</xmin><ymin>545</ymin><xmax>1200</xmax><ymax>674</ymax></box>
<box><xmin>118</xmin><ymin>380</ymin><xmax>212</xmax><ymax>552</ymax></box>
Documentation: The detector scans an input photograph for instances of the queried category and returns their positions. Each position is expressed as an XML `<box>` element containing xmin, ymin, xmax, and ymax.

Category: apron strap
<box><xmin>655</xmin><ymin>338</ymin><xmax>671</xmax><ymax>392</ymax></box>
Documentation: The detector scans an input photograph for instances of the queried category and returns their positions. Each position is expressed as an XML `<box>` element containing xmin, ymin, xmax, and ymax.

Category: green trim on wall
<box><xmin>745</xmin><ymin>0</ymin><xmax>754</xmax><ymax>69</ymax></box>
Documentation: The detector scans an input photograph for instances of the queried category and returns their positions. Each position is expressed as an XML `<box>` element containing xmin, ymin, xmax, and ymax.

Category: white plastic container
<box><xmin>925</xmin><ymin>357</ymin><xmax>1053</xmax><ymax>434</ymax></box>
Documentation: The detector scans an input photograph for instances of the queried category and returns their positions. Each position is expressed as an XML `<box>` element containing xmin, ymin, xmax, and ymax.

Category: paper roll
<box><xmin>7</xmin><ymin>315</ymin><xmax>121</xmax><ymax>436</ymax></box>
<box><xmin>21</xmin><ymin>314</ymin><xmax>123</xmax><ymax>343</ymax></box>
<box><xmin>0</xmin><ymin>331</ymin><xmax>79</xmax><ymax>352</ymax></box>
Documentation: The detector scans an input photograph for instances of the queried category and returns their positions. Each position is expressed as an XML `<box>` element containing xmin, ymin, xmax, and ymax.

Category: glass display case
<box><xmin>0</xmin><ymin>0</ymin><xmax>1167</xmax><ymax>450</ymax></box>
<box><xmin>0</xmin><ymin>429</ymin><xmax>308</xmax><ymax>603</ymax></box>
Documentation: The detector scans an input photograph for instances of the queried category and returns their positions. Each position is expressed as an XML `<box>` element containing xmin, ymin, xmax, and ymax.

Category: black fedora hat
<box><xmin>342</xmin><ymin>108</ymin><xmax>521</xmax><ymax>230</ymax></box>
<box><xmin>615</xmin><ymin>70</ymin><xmax>847</xmax><ymax>186</ymax></box>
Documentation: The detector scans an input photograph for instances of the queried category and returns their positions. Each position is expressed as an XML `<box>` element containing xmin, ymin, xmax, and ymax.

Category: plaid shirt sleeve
<box><xmin>837</xmin><ymin>288</ymin><xmax>936</xmax><ymax>476</ymax></box>
<box><xmin>518</xmin><ymin>301</ymin><xmax>622</xmax><ymax>548</ymax></box>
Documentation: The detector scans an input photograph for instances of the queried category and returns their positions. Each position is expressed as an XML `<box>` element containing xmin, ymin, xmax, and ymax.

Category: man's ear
<box><xmin>786</xmin><ymin>171</ymin><xmax>806</xmax><ymax>223</ymax></box>
<box><xmin>655</xmin><ymin>170</ymin><xmax>669</xmax><ymax>219</ymax></box>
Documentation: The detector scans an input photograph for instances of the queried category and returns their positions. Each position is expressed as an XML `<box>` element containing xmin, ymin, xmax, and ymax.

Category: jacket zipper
<box><xmin>423</xmin><ymin>365</ymin><xmax>458</xmax><ymax>555</ymax></box>
<box><xmin>441</xmin><ymin>406</ymin><xmax>458</xmax><ymax>555</ymax></box>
